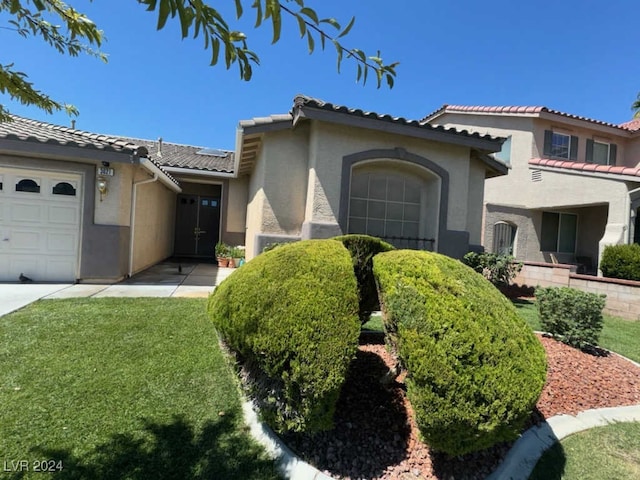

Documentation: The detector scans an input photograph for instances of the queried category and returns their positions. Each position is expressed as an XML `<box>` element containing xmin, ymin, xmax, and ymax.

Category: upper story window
<box><xmin>586</xmin><ymin>139</ymin><xmax>617</xmax><ymax>165</ymax></box>
<box><xmin>495</xmin><ymin>136</ymin><xmax>512</xmax><ymax>165</ymax></box>
<box><xmin>543</xmin><ymin>130</ymin><xmax>578</xmax><ymax>160</ymax></box>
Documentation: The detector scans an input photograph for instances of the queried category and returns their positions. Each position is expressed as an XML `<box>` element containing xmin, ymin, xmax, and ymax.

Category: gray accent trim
<box><xmin>438</xmin><ymin>230</ymin><xmax>471</xmax><ymax>259</ymax></box>
<box><xmin>297</xmin><ymin>107</ymin><xmax>503</xmax><ymax>152</ymax></box>
<box><xmin>225</xmin><ymin>232</ymin><xmax>246</xmax><ymax>247</ymax></box>
<box><xmin>81</xmin><ymin>225</ymin><xmax>130</xmax><ymax>280</ymax></box>
<box><xmin>254</xmin><ymin>234</ymin><xmax>300</xmax><ymax>257</ymax></box>
<box><xmin>300</xmin><ymin>221</ymin><xmax>343</xmax><ymax>240</ymax></box>
<box><xmin>338</xmin><ymin>148</ymin><xmax>471</xmax><ymax>256</ymax></box>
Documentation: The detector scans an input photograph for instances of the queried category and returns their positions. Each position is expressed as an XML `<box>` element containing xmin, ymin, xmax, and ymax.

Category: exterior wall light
<box><xmin>97</xmin><ymin>176</ymin><xmax>108</xmax><ymax>201</ymax></box>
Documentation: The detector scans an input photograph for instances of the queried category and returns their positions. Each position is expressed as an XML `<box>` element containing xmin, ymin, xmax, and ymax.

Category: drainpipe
<box><xmin>128</xmin><ymin>170</ymin><xmax>159</xmax><ymax>278</ymax></box>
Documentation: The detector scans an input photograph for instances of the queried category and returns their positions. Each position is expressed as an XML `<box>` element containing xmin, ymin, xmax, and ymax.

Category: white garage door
<box><xmin>0</xmin><ymin>167</ymin><xmax>82</xmax><ymax>282</ymax></box>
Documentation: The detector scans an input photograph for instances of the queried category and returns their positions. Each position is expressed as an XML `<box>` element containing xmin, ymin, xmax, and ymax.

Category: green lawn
<box><xmin>0</xmin><ymin>298</ymin><xmax>281</xmax><ymax>480</ymax></box>
<box><xmin>529</xmin><ymin>422</ymin><xmax>640</xmax><ymax>480</ymax></box>
<box><xmin>512</xmin><ymin>298</ymin><xmax>640</xmax><ymax>363</ymax></box>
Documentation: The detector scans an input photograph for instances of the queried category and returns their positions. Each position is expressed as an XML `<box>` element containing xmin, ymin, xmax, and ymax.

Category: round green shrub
<box><xmin>600</xmin><ymin>243</ymin><xmax>640</xmax><ymax>281</ymax></box>
<box><xmin>373</xmin><ymin>250</ymin><xmax>547</xmax><ymax>456</ymax></box>
<box><xmin>208</xmin><ymin>239</ymin><xmax>360</xmax><ymax>434</ymax></box>
<box><xmin>333</xmin><ymin>234</ymin><xmax>394</xmax><ymax>323</ymax></box>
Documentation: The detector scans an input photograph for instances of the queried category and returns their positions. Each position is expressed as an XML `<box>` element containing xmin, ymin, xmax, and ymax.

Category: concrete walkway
<box><xmin>0</xmin><ymin>259</ymin><xmax>235</xmax><ymax>317</ymax></box>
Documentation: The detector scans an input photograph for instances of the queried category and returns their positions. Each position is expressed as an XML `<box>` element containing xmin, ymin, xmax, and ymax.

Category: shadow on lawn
<box><xmin>9</xmin><ymin>413</ymin><xmax>280</xmax><ymax>480</ymax></box>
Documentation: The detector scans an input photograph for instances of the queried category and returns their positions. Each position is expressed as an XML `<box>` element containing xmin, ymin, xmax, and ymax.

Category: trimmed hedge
<box><xmin>536</xmin><ymin>286</ymin><xmax>606</xmax><ymax>349</ymax></box>
<box><xmin>333</xmin><ymin>234</ymin><xmax>395</xmax><ymax>323</ymax></box>
<box><xmin>373</xmin><ymin>250</ymin><xmax>547</xmax><ymax>456</ymax></box>
<box><xmin>208</xmin><ymin>239</ymin><xmax>360</xmax><ymax>434</ymax></box>
<box><xmin>600</xmin><ymin>243</ymin><xmax>640</xmax><ymax>281</ymax></box>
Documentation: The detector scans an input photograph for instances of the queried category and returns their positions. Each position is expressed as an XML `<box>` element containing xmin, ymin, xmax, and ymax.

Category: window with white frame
<box><xmin>543</xmin><ymin>130</ymin><xmax>578</xmax><ymax>160</ymax></box>
<box><xmin>586</xmin><ymin>139</ymin><xmax>617</xmax><ymax>165</ymax></box>
<box><xmin>540</xmin><ymin>211</ymin><xmax>577</xmax><ymax>253</ymax></box>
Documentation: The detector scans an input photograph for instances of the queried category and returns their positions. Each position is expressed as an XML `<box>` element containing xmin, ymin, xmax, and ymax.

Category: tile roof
<box><xmin>119</xmin><ymin>137</ymin><xmax>234</xmax><ymax>173</ymax></box>
<box><xmin>293</xmin><ymin>95</ymin><xmax>501</xmax><ymax>144</ymax></box>
<box><xmin>0</xmin><ymin>115</ymin><xmax>139</xmax><ymax>153</ymax></box>
<box><xmin>239</xmin><ymin>114</ymin><xmax>293</xmax><ymax>129</ymax></box>
<box><xmin>529</xmin><ymin>158</ymin><xmax>640</xmax><ymax>178</ymax></box>
<box><xmin>0</xmin><ymin>115</ymin><xmax>233</xmax><ymax>175</ymax></box>
<box><xmin>619</xmin><ymin>118</ymin><xmax>640</xmax><ymax>131</ymax></box>
<box><xmin>423</xmin><ymin>105</ymin><xmax>638</xmax><ymax>132</ymax></box>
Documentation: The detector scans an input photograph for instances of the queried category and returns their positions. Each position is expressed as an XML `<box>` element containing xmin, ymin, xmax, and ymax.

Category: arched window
<box><xmin>347</xmin><ymin>162</ymin><xmax>439</xmax><ymax>250</ymax></box>
<box><xmin>52</xmin><ymin>182</ymin><xmax>76</xmax><ymax>196</ymax></box>
<box><xmin>15</xmin><ymin>178</ymin><xmax>40</xmax><ymax>193</ymax></box>
<box><xmin>493</xmin><ymin>222</ymin><xmax>516</xmax><ymax>255</ymax></box>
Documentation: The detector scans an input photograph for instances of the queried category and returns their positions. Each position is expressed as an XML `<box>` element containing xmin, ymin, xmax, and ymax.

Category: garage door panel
<box><xmin>47</xmin><ymin>232</ymin><xmax>77</xmax><ymax>253</ymax></box>
<box><xmin>48</xmin><ymin>205</ymin><xmax>79</xmax><ymax>224</ymax></box>
<box><xmin>11</xmin><ymin>202</ymin><xmax>43</xmax><ymax>223</ymax></box>
<box><xmin>11</xmin><ymin>230</ymin><xmax>42</xmax><ymax>251</ymax></box>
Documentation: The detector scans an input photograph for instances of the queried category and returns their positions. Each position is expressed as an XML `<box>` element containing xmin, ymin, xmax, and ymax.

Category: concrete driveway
<box><xmin>0</xmin><ymin>284</ymin><xmax>71</xmax><ymax>317</ymax></box>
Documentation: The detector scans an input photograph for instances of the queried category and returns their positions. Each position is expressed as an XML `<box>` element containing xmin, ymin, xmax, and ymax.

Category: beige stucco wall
<box><xmin>305</xmin><ymin>121</ymin><xmax>473</xmax><ymax>233</ymax></box>
<box><xmin>94</xmin><ymin>163</ymin><xmax>133</xmax><ymax>226</ymax></box>
<box><xmin>130</xmin><ymin>168</ymin><xmax>176</xmax><ymax>274</ymax></box>
<box><xmin>530</xmin><ymin>120</ymin><xmax>629</xmax><ymax>166</ymax></box>
<box><xmin>226</xmin><ymin>175</ymin><xmax>249</xmax><ymax>234</ymax></box>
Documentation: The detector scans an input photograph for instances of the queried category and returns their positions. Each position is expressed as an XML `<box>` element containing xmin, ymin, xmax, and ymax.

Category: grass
<box><xmin>512</xmin><ymin>298</ymin><xmax>640</xmax><ymax>363</ymax></box>
<box><xmin>529</xmin><ymin>422</ymin><xmax>640</xmax><ymax>479</ymax></box>
<box><xmin>0</xmin><ymin>298</ymin><xmax>281</xmax><ymax>480</ymax></box>
<box><xmin>361</xmin><ymin>312</ymin><xmax>384</xmax><ymax>332</ymax></box>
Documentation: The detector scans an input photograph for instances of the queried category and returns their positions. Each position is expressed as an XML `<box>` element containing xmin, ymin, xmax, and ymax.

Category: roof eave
<box><xmin>297</xmin><ymin>104</ymin><xmax>503</xmax><ymax>153</ymax></box>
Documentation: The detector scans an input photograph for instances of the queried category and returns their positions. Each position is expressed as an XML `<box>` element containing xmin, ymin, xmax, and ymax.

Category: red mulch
<box><xmin>282</xmin><ymin>330</ymin><xmax>640</xmax><ymax>480</ymax></box>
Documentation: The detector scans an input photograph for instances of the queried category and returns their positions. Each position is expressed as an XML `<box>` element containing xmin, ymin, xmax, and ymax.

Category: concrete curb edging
<box><xmin>486</xmin><ymin>404</ymin><xmax>640</xmax><ymax>480</ymax></box>
<box><xmin>242</xmin><ymin>402</ymin><xmax>334</xmax><ymax>480</ymax></box>
<box><xmin>245</xmin><ymin>400</ymin><xmax>640</xmax><ymax>480</ymax></box>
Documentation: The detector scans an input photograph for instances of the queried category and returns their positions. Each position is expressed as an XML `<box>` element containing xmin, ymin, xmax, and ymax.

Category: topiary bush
<box><xmin>208</xmin><ymin>239</ymin><xmax>360</xmax><ymax>434</ymax></box>
<box><xmin>333</xmin><ymin>234</ymin><xmax>394</xmax><ymax>323</ymax></box>
<box><xmin>536</xmin><ymin>286</ymin><xmax>606</xmax><ymax>349</ymax></box>
<box><xmin>600</xmin><ymin>243</ymin><xmax>640</xmax><ymax>281</ymax></box>
<box><xmin>462</xmin><ymin>251</ymin><xmax>523</xmax><ymax>287</ymax></box>
<box><xmin>373</xmin><ymin>250</ymin><xmax>547</xmax><ymax>456</ymax></box>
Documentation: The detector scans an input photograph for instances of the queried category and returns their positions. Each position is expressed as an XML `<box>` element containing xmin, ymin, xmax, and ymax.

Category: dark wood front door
<box><xmin>174</xmin><ymin>194</ymin><xmax>221</xmax><ymax>257</ymax></box>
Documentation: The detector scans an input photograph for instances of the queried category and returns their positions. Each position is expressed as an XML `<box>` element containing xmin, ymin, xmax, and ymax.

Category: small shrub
<box><xmin>373</xmin><ymin>250</ymin><xmax>546</xmax><ymax>456</ymax></box>
<box><xmin>208</xmin><ymin>240</ymin><xmax>360</xmax><ymax>434</ymax></box>
<box><xmin>333</xmin><ymin>234</ymin><xmax>394</xmax><ymax>323</ymax></box>
<box><xmin>600</xmin><ymin>244</ymin><xmax>640</xmax><ymax>281</ymax></box>
<box><xmin>462</xmin><ymin>251</ymin><xmax>522</xmax><ymax>287</ymax></box>
<box><xmin>536</xmin><ymin>287</ymin><xmax>606</xmax><ymax>349</ymax></box>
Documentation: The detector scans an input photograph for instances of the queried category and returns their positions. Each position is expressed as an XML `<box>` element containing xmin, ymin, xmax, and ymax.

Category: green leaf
<box><xmin>210</xmin><ymin>37</ymin><xmax>220</xmax><ymax>66</ymax></box>
<box><xmin>157</xmin><ymin>0</ymin><xmax>171</xmax><ymax>30</ymax></box>
<box><xmin>338</xmin><ymin>16</ymin><xmax>355</xmax><ymax>38</ymax></box>
<box><xmin>234</xmin><ymin>0</ymin><xmax>243</xmax><ymax>19</ymax></box>
<box><xmin>306</xmin><ymin>30</ymin><xmax>314</xmax><ymax>54</ymax></box>
<box><xmin>333</xmin><ymin>40</ymin><xmax>343</xmax><ymax>73</ymax></box>
<box><xmin>320</xmin><ymin>18</ymin><xmax>340</xmax><ymax>30</ymax></box>
<box><xmin>300</xmin><ymin>7</ymin><xmax>319</xmax><ymax>24</ymax></box>
<box><xmin>295</xmin><ymin>14</ymin><xmax>306</xmax><ymax>38</ymax></box>
<box><xmin>386</xmin><ymin>73</ymin><xmax>394</xmax><ymax>89</ymax></box>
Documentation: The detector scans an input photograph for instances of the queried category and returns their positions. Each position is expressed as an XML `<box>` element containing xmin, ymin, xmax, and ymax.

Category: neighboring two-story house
<box><xmin>424</xmin><ymin>106</ymin><xmax>640</xmax><ymax>273</ymax></box>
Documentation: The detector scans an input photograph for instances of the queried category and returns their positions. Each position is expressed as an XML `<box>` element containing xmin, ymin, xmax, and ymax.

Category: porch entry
<box><xmin>174</xmin><ymin>194</ymin><xmax>221</xmax><ymax>257</ymax></box>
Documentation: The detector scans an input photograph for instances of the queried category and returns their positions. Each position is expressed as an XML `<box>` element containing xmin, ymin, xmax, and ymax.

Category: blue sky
<box><xmin>2</xmin><ymin>0</ymin><xmax>639</xmax><ymax>150</ymax></box>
